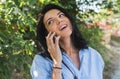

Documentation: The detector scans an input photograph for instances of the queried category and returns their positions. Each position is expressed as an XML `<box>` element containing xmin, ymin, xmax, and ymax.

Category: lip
<box><xmin>60</xmin><ymin>24</ymin><xmax>67</xmax><ymax>31</ymax></box>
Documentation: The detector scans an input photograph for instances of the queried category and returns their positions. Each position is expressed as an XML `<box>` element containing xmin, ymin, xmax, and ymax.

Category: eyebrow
<box><xmin>57</xmin><ymin>11</ymin><xmax>62</xmax><ymax>15</ymax></box>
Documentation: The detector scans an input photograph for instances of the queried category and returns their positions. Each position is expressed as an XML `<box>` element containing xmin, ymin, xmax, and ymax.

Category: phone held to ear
<box><xmin>53</xmin><ymin>36</ymin><xmax>56</xmax><ymax>43</ymax></box>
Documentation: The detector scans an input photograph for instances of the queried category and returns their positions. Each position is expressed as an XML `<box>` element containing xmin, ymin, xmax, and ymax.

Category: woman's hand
<box><xmin>46</xmin><ymin>32</ymin><xmax>62</xmax><ymax>67</ymax></box>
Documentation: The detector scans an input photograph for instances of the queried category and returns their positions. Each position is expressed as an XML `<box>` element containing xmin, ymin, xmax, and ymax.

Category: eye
<box><xmin>59</xmin><ymin>13</ymin><xmax>65</xmax><ymax>18</ymax></box>
<box><xmin>47</xmin><ymin>20</ymin><xmax>54</xmax><ymax>25</ymax></box>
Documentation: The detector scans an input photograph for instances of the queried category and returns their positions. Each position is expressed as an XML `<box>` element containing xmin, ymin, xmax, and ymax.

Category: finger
<box><xmin>46</xmin><ymin>31</ymin><xmax>52</xmax><ymax>38</ymax></box>
<box><xmin>46</xmin><ymin>32</ymin><xmax>55</xmax><ymax>49</ymax></box>
<box><xmin>46</xmin><ymin>32</ymin><xmax>52</xmax><ymax>47</ymax></box>
<box><xmin>49</xmin><ymin>32</ymin><xmax>55</xmax><ymax>44</ymax></box>
<box><xmin>55</xmin><ymin>35</ymin><xmax>61</xmax><ymax>47</ymax></box>
<box><xmin>49</xmin><ymin>32</ymin><xmax>55</xmax><ymax>40</ymax></box>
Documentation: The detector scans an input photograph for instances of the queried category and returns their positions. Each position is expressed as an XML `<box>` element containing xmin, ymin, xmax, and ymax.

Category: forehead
<box><xmin>44</xmin><ymin>9</ymin><xmax>61</xmax><ymax>21</ymax></box>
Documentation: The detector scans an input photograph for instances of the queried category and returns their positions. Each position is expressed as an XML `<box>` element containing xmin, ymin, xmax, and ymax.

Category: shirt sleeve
<box><xmin>89</xmin><ymin>47</ymin><xmax>105</xmax><ymax>70</ymax></box>
<box><xmin>89</xmin><ymin>47</ymin><xmax>105</xmax><ymax>79</ymax></box>
<box><xmin>94</xmin><ymin>48</ymin><xmax>104</xmax><ymax>71</ymax></box>
<box><xmin>96</xmin><ymin>49</ymin><xmax>105</xmax><ymax>79</ymax></box>
<box><xmin>98</xmin><ymin>52</ymin><xmax>104</xmax><ymax>71</ymax></box>
<box><xmin>30</xmin><ymin>55</ymin><xmax>52</xmax><ymax>79</ymax></box>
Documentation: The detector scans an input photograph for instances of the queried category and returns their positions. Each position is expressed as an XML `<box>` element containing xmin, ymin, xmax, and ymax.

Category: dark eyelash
<box><xmin>48</xmin><ymin>21</ymin><xmax>51</xmax><ymax>25</ymax></box>
<box><xmin>48</xmin><ymin>21</ymin><xmax>50</xmax><ymax>25</ymax></box>
<box><xmin>48</xmin><ymin>20</ymin><xmax>53</xmax><ymax>25</ymax></box>
<box><xmin>60</xmin><ymin>13</ymin><xmax>65</xmax><ymax>16</ymax></box>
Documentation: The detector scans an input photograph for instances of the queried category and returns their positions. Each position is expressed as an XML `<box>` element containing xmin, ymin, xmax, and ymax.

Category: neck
<box><xmin>60</xmin><ymin>37</ymin><xmax>78</xmax><ymax>55</ymax></box>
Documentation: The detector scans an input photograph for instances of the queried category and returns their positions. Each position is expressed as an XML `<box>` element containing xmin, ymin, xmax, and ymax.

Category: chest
<box><xmin>61</xmin><ymin>57</ymin><xmax>101</xmax><ymax>79</ymax></box>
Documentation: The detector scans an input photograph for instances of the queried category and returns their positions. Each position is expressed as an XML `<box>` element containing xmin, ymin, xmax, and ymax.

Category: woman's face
<box><xmin>43</xmin><ymin>9</ymin><xmax>72</xmax><ymax>38</ymax></box>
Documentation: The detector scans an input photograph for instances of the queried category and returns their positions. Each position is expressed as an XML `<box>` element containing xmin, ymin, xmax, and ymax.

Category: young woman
<box><xmin>30</xmin><ymin>4</ymin><xmax>104</xmax><ymax>79</ymax></box>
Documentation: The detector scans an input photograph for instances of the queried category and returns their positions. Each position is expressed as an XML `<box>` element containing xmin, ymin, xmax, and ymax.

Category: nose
<box><xmin>56</xmin><ymin>18</ymin><xmax>63</xmax><ymax>25</ymax></box>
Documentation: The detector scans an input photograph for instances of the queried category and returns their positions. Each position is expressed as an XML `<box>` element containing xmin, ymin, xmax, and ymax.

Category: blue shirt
<box><xmin>30</xmin><ymin>47</ymin><xmax>104</xmax><ymax>79</ymax></box>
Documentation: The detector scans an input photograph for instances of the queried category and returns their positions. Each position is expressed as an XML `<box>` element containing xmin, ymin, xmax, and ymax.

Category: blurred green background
<box><xmin>0</xmin><ymin>0</ymin><xmax>120</xmax><ymax>79</ymax></box>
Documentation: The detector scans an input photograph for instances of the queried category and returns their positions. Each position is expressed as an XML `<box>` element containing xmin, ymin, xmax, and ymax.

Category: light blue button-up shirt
<box><xmin>30</xmin><ymin>47</ymin><xmax>104</xmax><ymax>79</ymax></box>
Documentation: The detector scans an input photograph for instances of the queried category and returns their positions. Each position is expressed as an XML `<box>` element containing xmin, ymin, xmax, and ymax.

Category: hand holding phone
<box><xmin>46</xmin><ymin>32</ymin><xmax>62</xmax><ymax>67</ymax></box>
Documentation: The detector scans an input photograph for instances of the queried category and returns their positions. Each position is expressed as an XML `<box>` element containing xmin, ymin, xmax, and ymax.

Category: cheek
<box><xmin>45</xmin><ymin>24</ymin><xmax>54</xmax><ymax>32</ymax></box>
<box><xmin>67</xmin><ymin>21</ymin><xmax>72</xmax><ymax>30</ymax></box>
<box><xmin>46</xmin><ymin>25</ymin><xmax>57</xmax><ymax>33</ymax></box>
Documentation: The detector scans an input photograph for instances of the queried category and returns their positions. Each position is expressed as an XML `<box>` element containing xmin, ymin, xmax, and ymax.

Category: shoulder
<box><xmin>88</xmin><ymin>47</ymin><xmax>103</xmax><ymax>59</ymax></box>
<box><xmin>81</xmin><ymin>47</ymin><xmax>104</xmax><ymax>65</ymax></box>
<box><xmin>31</xmin><ymin>54</ymin><xmax>52</xmax><ymax>68</ymax></box>
<box><xmin>33</xmin><ymin>54</ymin><xmax>47</xmax><ymax>63</ymax></box>
<box><xmin>80</xmin><ymin>47</ymin><xmax>104</xmax><ymax>70</ymax></box>
<box><xmin>81</xmin><ymin>47</ymin><xmax>102</xmax><ymax>57</ymax></box>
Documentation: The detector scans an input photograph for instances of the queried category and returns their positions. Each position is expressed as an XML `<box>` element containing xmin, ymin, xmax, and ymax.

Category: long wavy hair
<box><xmin>37</xmin><ymin>4</ymin><xmax>88</xmax><ymax>58</ymax></box>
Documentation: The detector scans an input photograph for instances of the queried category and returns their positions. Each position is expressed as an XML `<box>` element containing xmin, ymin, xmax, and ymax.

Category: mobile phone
<box><xmin>53</xmin><ymin>36</ymin><xmax>56</xmax><ymax>43</ymax></box>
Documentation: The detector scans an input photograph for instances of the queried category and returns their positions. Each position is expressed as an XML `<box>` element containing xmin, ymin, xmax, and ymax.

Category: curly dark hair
<box><xmin>37</xmin><ymin>3</ymin><xmax>88</xmax><ymax>57</ymax></box>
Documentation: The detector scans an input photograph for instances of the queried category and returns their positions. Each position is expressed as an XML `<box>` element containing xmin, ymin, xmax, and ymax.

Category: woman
<box><xmin>30</xmin><ymin>4</ymin><xmax>104</xmax><ymax>79</ymax></box>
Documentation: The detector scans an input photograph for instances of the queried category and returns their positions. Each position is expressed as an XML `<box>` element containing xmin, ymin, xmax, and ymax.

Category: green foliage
<box><xmin>80</xmin><ymin>26</ymin><xmax>103</xmax><ymax>47</ymax></box>
<box><xmin>0</xmin><ymin>0</ymin><xmax>117</xmax><ymax>79</ymax></box>
<box><xmin>0</xmin><ymin>0</ymin><xmax>37</xmax><ymax>78</ymax></box>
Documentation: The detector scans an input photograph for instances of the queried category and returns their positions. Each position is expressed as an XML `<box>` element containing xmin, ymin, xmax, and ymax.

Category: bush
<box><xmin>0</xmin><ymin>0</ymin><xmax>116</xmax><ymax>79</ymax></box>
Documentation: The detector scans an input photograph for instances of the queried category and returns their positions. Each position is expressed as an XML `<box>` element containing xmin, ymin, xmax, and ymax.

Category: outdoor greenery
<box><xmin>0</xmin><ymin>0</ymin><xmax>119</xmax><ymax>79</ymax></box>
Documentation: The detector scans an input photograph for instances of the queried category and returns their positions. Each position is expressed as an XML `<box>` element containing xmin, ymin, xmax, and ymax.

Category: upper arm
<box><xmin>89</xmin><ymin>47</ymin><xmax>105</xmax><ymax>79</ymax></box>
<box><xmin>89</xmin><ymin>47</ymin><xmax>104</xmax><ymax>69</ymax></box>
